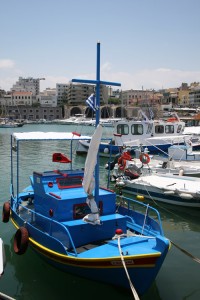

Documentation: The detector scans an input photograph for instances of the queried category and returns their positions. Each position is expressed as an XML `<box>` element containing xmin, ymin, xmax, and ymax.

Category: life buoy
<box><xmin>2</xmin><ymin>202</ymin><xmax>10</xmax><ymax>223</ymax></box>
<box><xmin>139</xmin><ymin>153</ymin><xmax>150</xmax><ymax>164</ymax></box>
<box><xmin>14</xmin><ymin>227</ymin><xmax>29</xmax><ymax>255</ymax></box>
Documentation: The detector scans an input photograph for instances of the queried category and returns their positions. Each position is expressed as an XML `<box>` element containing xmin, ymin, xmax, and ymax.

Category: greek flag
<box><xmin>86</xmin><ymin>94</ymin><xmax>96</xmax><ymax>111</ymax></box>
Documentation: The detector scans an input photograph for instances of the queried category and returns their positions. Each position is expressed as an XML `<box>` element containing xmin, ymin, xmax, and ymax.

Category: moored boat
<box><xmin>116</xmin><ymin>172</ymin><xmax>200</xmax><ymax>208</ymax></box>
<box><xmin>76</xmin><ymin>109</ymin><xmax>193</xmax><ymax>155</ymax></box>
<box><xmin>105</xmin><ymin>147</ymin><xmax>200</xmax><ymax>181</ymax></box>
<box><xmin>0</xmin><ymin>118</ymin><xmax>24</xmax><ymax>128</ymax></box>
<box><xmin>2</xmin><ymin>42</ymin><xmax>170</xmax><ymax>297</ymax></box>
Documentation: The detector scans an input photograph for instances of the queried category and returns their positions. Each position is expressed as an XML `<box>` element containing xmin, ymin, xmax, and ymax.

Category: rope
<box><xmin>133</xmin><ymin>182</ymin><xmax>200</xmax><ymax>265</ymax></box>
<box><xmin>117</xmin><ymin>236</ymin><xmax>140</xmax><ymax>300</ymax></box>
<box><xmin>170</xmin><ymin>240</ymin><xmax>200</xmax><ymax>264</ymax></box>
<box><xmin>0</xmin><ymin>292</ymin><xmax>16</xmax><ymax>300</ymax></box>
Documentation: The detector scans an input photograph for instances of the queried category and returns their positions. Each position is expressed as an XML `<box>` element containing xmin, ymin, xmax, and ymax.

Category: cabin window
<box><xmin>155</xmin><ymin>125</ymin><xmax>164</xmax><ymax>134</ymax></box>
<box><xmin>116</xmin><ymin>124</ymin><xmax>129</xmax><ymax>135</ymax></box>
<box><xmin>73</xmin><ymin>201</ymin><xmax>103</xmax><ymax>219</ymax></box>
<box><xmin>131</xmin><ymin>124</ymin><xmax>143</xmax><ymax>135</ymax></box>
<box><xmin>165</xmin><ymin>125</ymin><xmax>174</xmax><ymax>134</ymax></box>
<box><xmin>177</xmin><ymin>124</ymin><xmax>182</xmax><ymax>133</ymax></box>
<box><xmin>57</xmin><ymin>176</ymin><xmax>83</xmax><ymax>189</ymax></box>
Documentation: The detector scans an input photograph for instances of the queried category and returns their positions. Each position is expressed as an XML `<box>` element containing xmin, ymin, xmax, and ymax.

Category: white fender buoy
<box><xmin>179</xmin><ymin>169</ymin><xmax>184</xmax><ymax>176</ymax></box>
<box><xmin>179</xmin><ymin>193</ymin><xmax>193</xmax><ymax>199</ymax></box>
<box><xmin>104</xmin><ymin>148</ymin><xmax>109</xmax><ymax>154</ymax></box>
<box><xmin>163</xmin><ymin>190</ymin><xmax>175</xmax><ymax>195</ymax></box>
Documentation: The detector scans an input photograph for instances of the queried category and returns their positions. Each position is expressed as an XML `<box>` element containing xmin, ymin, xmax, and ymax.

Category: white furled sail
<box><xmin>82</xmin><ymin>124</ymin><xmax>103</xmax><ymax>224</ymax></box>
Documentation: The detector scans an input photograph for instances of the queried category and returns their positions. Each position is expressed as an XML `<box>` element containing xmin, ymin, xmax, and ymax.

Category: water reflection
<box><xmin>0</xmin><ymin>124</ymin><xmax>199</xmax><ymax>300</ymax></box>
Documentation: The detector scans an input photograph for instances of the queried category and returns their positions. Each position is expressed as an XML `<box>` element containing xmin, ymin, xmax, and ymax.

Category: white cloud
<box><xmin>0</xmin><ymin>59</ymin><xmax>15</xmax><ymax>69</ymax></box>
<box><xmin>101</xmin><ymin>68</ymin><xmax>200</xmax><ymax>90</ymax></box>
<box><xmin>41</xmin><ymin>68</ymin><xmax>200</xmax><ymax>92</ymax></box>
<box><xmin>40</xmin><ymin>76</ymin><xmax>70</xmax><ymax>91</ymax></box>
<box><xmin>1</xmin><ymin>67</ymin><xmax>200</xmax><ymax>92</ymax></box>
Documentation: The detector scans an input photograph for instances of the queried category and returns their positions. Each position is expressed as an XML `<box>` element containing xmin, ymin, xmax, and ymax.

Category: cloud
<box><xmin>0</xmin><ymin>59</ymin><xmax>15</xmax><ymax>69</ymax></box>
<box><xmin>41</xmin><ymin>68</ymin><xmax>200</xmax><ymax>92</ymax></box>
<box><xmin>40</xmin><ymin>76</ymin><xmax>71</xmax><ymax>90</ymax></box>
<box><xmin>101</xmin><ymin>68</ymin><xmax>200</xmax><ymax>90</ymax></box>
<box><xmin>1</xmin><ymin>66</ymin><xmax>200</xmax><ymax>92</ymax></box>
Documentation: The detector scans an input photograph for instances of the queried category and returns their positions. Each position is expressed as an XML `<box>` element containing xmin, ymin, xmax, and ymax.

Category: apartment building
<box><xmin>11</xmin><ymin>77</ymin><xmax>45</xmax><ymax>96</ymax></box>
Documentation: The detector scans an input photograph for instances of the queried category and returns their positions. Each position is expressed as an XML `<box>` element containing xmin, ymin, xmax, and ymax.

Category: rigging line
<box><xmin>141</xmin><ymin>182</ymin><xmax>200</xmax><ymax>264</ymax></box>
<box><xmin>117</xmin><ymin>237</ymin><xmax>140</xmax><ymax>300</ymax></box>
<box><xmin>170</xmin><ymin>240</ymin><xmax>200</xmax><ymax>264</ymax></box>
<box><xmin>0</xmin><ymin>291</ymin><xmax>16</xmax><ymax>300</ymax></box>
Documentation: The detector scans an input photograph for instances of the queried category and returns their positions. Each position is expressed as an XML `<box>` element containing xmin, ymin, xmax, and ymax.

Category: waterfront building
<box><xmin>6</xmin><ymin>106</ymin><xmax>62</xmax><ymax>121</ymax></box>
<box><xmin>11</xmin><ymin>77</ymin><xmax>45</xmax><ymax>97</ymax></box>
<box><xmin>189</xmin><ymin>85</ymin><xmax>200</xmax><ymax>107</ymax></box>
<box><xmin>11</xmin><ymin>91</ymin><xmax>33</xmax><ymax>106</ymax></box>
<box><xmin>39</xmin><ymin>88</ymin><xmax>57</xmax><ymax>107</ymax></box>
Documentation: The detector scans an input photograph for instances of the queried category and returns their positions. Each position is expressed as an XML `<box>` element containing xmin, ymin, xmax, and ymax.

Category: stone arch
<box><xmin>115</xmin><ymin>106</ymin><xmax>127</xmax><ymax>118</ymax></box>
<box><xmin>70</xmin><ymin>106</ymin><xmax>82</xmax><ymax>116</ymax></box>
<box><xmin>101</xmin><ymin>106</ymin><xmax>112</xmax><ymax>118</ymax></box>
<box><xmin>85</xmin><ymin>107</ymin><xmax>95</xmax><ymax>118</ymax></box>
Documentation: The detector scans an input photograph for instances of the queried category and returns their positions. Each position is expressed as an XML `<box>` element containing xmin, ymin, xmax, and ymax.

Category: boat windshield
<box><xmin>116</xmin><ymin>124</ymin><xmax>129</xmax><ymax>135</ymax></box>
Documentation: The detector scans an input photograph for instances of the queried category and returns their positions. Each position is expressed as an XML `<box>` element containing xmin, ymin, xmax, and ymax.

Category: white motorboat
<box><xmin>115</xmin><ymin>172</ymin><xmax>200</xmax><ymax>208</ymax></box>
<box><xmin>105</xmin><ymin>147</ymin><xmax>200</xmax><ymax>182</ymax></box>
<box><xmin>77</xmin><ymin>110</ymin><xmax>192</xmax><ymax>155</ymax></box>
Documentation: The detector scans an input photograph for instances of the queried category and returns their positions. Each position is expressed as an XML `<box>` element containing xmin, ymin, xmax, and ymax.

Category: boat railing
<box><xmin>12</xmin><ymin>198</ymin><xmax>79</xmax><ymax>256</ymax></box>
<box><xmin>116</xmin><ymin>194</ymin><xmax>164</xmax><ymax>236</ymax></box>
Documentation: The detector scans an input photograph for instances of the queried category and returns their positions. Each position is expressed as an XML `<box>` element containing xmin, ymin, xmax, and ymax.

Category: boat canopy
<box><xmin>12</xmin><ymin>132</ymin><xmax>92</xmax><ymax>141</ymax></box>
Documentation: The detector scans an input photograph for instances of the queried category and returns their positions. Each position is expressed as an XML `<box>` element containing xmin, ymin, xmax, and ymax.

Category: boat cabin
<box><xmin>113</xmin><ymin>110</ymin><xmax>185</xmax><ymax>146</ymax></box>
<box><xmin>31</xmin><ymin>163</ymin><xmax>126</xmax><ymax>249</ymax></box>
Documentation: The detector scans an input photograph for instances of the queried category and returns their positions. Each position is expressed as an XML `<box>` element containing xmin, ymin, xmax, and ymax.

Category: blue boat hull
<box><xmin>10</xmin><ymin>199</ymin><xmax>169</xmax><ymax>295</ymax></box>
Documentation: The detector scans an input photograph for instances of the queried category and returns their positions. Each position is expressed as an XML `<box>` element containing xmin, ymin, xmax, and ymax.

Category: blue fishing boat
<box><xmin>2</xmin><ymin>42</ymin><xmax>170</xmax><ymax>297</ymax></box>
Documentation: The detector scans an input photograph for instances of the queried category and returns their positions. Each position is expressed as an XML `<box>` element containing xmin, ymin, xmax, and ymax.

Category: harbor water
<box><xmin>0</xmin><ymin>123</ymin><xmax>199</xmax><ymax>300</ymax></box>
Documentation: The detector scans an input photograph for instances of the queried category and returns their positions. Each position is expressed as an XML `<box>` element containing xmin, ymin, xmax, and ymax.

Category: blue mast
<box><xmin>72</xmin><ymin>41</ymin><xmax>121</xmax><ymax>199</ymax></box>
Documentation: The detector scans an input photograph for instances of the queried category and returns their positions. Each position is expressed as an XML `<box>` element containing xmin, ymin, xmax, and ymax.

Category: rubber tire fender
<box><xmin>14</xmin><ymin>227</ymin><xmax>29</xmax><ymax>255</ymax></box>
<box><xmin>2</xmin><ymin>202</ymin><xmax>10</xmax><ymax>223</ymax></box>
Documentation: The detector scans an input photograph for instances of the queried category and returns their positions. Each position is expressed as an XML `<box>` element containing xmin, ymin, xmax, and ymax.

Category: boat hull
<box><xmin>120</xmin><ymin>175</ymin><xmax>200</xmax><ymax>208</ymax></box>
<box><xmin>76</xmin><ymin>140</ymin><xmax>181</xmax><ymax>155</ymax></box>
<box><xmin>11</xmin><ymin>211</ymin><xmax>168</xmax><ymax>295</ymax></box>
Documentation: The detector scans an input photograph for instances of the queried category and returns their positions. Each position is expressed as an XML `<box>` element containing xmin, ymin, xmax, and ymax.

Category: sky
<box><xmin>1</xmin><ymin>0</ymin><xmax>200</xmax><ymax>93</ymax></box>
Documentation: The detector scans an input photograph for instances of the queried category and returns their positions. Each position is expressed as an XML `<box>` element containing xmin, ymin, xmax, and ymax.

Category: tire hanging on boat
<box><xmin>139</xmin><ymin>153</ymin><xmax>150</xmax><ymax>164</ymax></box>
<box><xmin>2</xmin><ymin>201</ymin><xmax>10</xmax><ymax>223</ymax></box>
<box><xmin>14</xmin><ymin>227</ymin><xmax>29</xmax><ymax>255</ymax></box>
